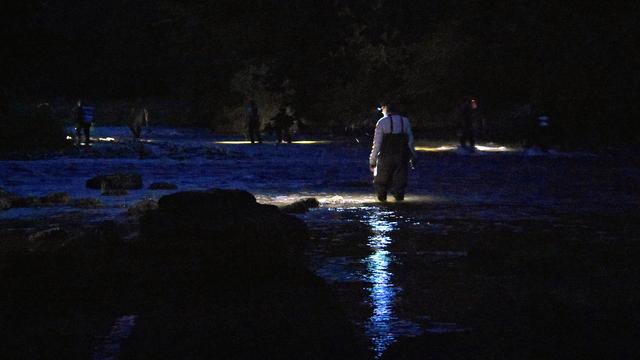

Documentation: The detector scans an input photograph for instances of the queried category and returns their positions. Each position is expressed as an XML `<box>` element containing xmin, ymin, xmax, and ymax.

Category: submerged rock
<box><xmin>8</xmin><ymin>195</ymin><xmax>40</xmax><ymax>208</ymax></box>
<box><xmin>148</xmin><ymin>182</ymin><xmax>177</xmax><ymax>190</ymax></box>
<box><xmin>70</xmin><ymin>198</ymin><xmax>103</xmax><ymax>208</ymax></box>
<box><xmin>86</xmin><ymin>172</ymin><xmax>143</xmax><ymax>190</ymax></box>
<box><xmin>280</xmin><ymin>197</ymin><xmax>320</xmax><ymax>214</ymax></box>
<box><xmin>39</xmin><ymin>192</ymin><xmax>70</xmax><ymax>205</ymax></box>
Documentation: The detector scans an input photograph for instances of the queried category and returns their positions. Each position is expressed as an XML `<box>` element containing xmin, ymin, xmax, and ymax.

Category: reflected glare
<box><xmin>415</xmin><ymin>144</ymin><xmax>515</xmax><ymax>152</ymax></box>
<box><xmin>415</xmin><ymin>145</ymin><xmax>456</xmax><ymax>152</ymax></box>
<box><xmin>364</xmin><ymin>208</ymin><xmax>398</xmax><ymax>357</ymax></box>
<box><xmin>213</xmin><ymin>140</ymin><xmax>331</xmax><ymax>145</ymax></box>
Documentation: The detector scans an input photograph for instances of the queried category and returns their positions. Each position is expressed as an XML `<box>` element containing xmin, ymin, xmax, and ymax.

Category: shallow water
<box><xmin>1</xmin><ymin>127</ymin><xmax>639</xmax><ymax>357</ymax></box>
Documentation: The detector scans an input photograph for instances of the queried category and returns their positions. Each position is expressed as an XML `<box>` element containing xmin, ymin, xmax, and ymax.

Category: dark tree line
<box><xmin>3</xmin><ymin>0</ymin><xmax>639</xmax><ymax>145</ymax></box>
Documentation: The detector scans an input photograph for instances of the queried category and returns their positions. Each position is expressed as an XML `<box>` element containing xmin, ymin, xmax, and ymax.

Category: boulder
<box><xmin>280</xmin><ymin>197</ymin><xmax>320</xmax><ymax>214</ymax></box>
<box><xmin>39</xmin><ymin>192</ymin><xmax>70</xmax><ymax>205</ymax></box>
<box><xmin>86</xmin><ymin>172</ymin><xmax>143</xmax><ymax>190</ymax></box>
<box><xmin>148</xmin><ymin>182</ymin><xmax>177</xmax><ymax>190</ymax></box>
<box><xmin>127</xmin><ymin>199</ymin><xmax>158</xmax><ymax>218</ymax></box>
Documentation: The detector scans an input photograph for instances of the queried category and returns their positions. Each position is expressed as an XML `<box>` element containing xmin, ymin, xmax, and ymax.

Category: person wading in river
<box><xmin>369</xmin><ymin>101</ymin><xmax>417</xmax><ymax>202</ymax></box>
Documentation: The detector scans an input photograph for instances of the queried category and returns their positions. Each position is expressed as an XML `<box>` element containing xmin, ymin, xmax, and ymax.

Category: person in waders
<box><xmin>128</xmin><ymin>100</ymin><xmax>149</xmax><ymax>139</ymax></box>
<box><xmin>369</xmin><ymin>101</ymin><xmax>417</xmax><ymax>202</ymax></box>
<box><xmin>245</xmin><ymin>99</ymin><xmax>262</xmax><ymax>144</ymax></box>
<box><xmin>73</xmin><ymin>100</ymin><xmax>94</xmax><ymax>146</ymax></box>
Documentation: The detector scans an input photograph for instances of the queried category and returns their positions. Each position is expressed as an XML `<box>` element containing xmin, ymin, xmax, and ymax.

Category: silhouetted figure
<box><xmin>271</xmin><ymin>106</ymin><xmax>294</xmax><ymax>143</ymax></box>
<box><xmin>532</xmin><ymin>113</ymin><xmax>552</xmax><ymax>152</ymax></box>
<box><xmin>128</xmin><ymin>102</ymin><xmax>149</xmax><ymax>139</ymax></box>
<box><xmin>369</xmin><ymin>101</ymin><xmax>417</xmax><ymax>202</ymax></box>
<box><xmin>459</xmin><ymin>97</ymin><xmax>479</xmax><ymax>150</ymax></box>
<box><xmin>245</xmin><ymin>99</ymin><xmax>262</xmax><ymax>144</ymax></box>
<box><xmin>73</xmin><ymin>100</ymin><xmax>93</xmax><ymax>146</ymax></box>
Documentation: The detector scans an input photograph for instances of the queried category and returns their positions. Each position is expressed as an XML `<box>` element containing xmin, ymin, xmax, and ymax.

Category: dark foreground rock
<box><xmin>280</xmin><ymin>197</ymin><xmax>320</xmax><ymax>214</ymax></box>
<box><xmin>0</xmin><ymin>189</ymin><xmax>369</xmax><ymax>359</ymax></box>
<box><xmin>86</xmin><ymin>172</ymin><xmax>143</xmax><ymax>190</ymax></box>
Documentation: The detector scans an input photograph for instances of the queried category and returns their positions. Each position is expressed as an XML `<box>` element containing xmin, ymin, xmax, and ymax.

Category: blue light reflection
<box><xmin>363</xmin><ymin>209</ymin><xmax>398</xmax><ymax>357</ymax></box>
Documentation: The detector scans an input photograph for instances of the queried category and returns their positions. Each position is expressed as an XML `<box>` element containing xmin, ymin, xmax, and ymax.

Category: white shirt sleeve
<box><xmin>404</xmin><ymin>117</ymin><xmax>417</xmax><ymax>159</ymax></box>
<box><xmin>369</xmin><ymin>118</ymin><xmax>385</xmax><ymax>166</ymax></box>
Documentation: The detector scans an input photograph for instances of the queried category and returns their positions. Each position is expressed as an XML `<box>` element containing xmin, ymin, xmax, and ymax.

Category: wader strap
<box><xmin>387</xmin><ymin>115</ymin><xmax>404</xmax><ymax>134</ymax></box>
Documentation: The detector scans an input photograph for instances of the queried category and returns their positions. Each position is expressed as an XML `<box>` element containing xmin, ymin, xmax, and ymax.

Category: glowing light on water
<box><xmin>213</xmin><ymin>140</ymin><xmax>331</xmax><ymax>145</ymax></box>
<box><xmin>415</xmin><ymin>145</ymin><xmax>456</xmax><ymax>152</ymax></box>
<box><xmin>475</xmin><ymin>145</ymin><xmax>512</xmax><ymax>152</ymax></box>
<box><xmin>97</xmin><ymin>137</ymin><xmax>116</xmax><ymax>142</ymax></box>
<box><xmin>364</xmin><ymin>208</ymin><xmax>398</xmax><ymax>357</ymax></box>
<box><xmin>415</xmin><ymin>144</ymin><xmax>515</xmax><ymax>152</ymax></box>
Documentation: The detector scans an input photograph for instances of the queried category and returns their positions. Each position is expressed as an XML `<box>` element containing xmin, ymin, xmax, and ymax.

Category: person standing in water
<box><xmin>245</xmin><ymin>99</ymin><xmax>262</xmax><ymax>144</ymax></box>
<box><xmin>369</xmin><ymin>101</ymin><xmax>417</xmax><ymax>202</ymax></box>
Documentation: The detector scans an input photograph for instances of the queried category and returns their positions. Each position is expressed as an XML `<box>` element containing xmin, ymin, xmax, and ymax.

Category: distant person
<box><xmin>530</xmin><ymin>111</ymin><xmax>552</xmax><ymax>152</ymax></box>
<box><xmin>271</xmin><ymin>106</ymin><xmax>294</xmax><ymax>143</ymax></box>
<box><xmin>369</xmin><ymin>101</ymin><xmax>417</xmax><ymax>202</ymax></box>
<box><xmin>245</xmin><ymin>99</ymin><xmax>262</xmax><ymax>144</ymax></box>
<box><xmin>73</xmin><ymin>100</ymin><xmax>94</xmax><ymax>146</ymax></box>
<box><xmin>128</xmin><ymin>101</ymin><xmax>149</xmax><ymax>139</ymax></box>
<box><xmin>459</xmin><ymin>96</ymin><xmax>479</xmax><ymax>150</ymax></box>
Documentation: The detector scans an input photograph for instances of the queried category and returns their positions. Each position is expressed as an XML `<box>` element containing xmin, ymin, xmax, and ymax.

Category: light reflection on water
<box><xmin>363</xmin><ymin>208</ymin><xmax>399</xmax><ymax>357</ymax></box>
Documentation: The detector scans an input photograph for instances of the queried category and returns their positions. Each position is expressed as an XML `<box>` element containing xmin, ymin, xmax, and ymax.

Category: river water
<box><xmin>1</xmin><ymin>127</ymin><xmax>638</xmax><ymax>357</ymax></box>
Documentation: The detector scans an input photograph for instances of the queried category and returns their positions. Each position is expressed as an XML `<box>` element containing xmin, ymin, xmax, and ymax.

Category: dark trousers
<box><xmin>248</xmin><ymin>123</ymin><xmax>262</xmax><ymax>144</ymax></box>
<box><xmin>374</xmin><ymin>155</ymin><xmax>408</xmax><ymax>199</ymax></box>
<box><xmin>76</xmin><ymin>123</ymin><xmax>91</xmax><ymax>145</ymax></box>
<box><xmin>130</xmin><ymin>124</ymin><xmax>142</xmax><ymax>139</ymax></box>
<box><xmin>276</xmin><ymin>128</ymin><xmax>291</xmax><ymax>143</ymax></box>
<box><xmin>460</xmin><ymin>128</ymin><xmax>475</xmax><ymax>148</ymax></box>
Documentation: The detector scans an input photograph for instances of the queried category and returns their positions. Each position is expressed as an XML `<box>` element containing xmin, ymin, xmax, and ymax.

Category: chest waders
<box><xmin>373</xmin><ymin>115</ymin><xmax>410</xmax><ymax>201</ymax></box>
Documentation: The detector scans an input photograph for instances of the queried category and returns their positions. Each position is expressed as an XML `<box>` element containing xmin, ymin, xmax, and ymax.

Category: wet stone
<box><xmin>102</xmin><ymin>189</ymin><xmax>129</xmax><ymax>196</ymax></box>
<box><xmin>9</xmin><ymin>196</ymin><xmax>41</xmax><ymax>208</ymax></box>
<box><xmin>70</xmin><ymin>198</ymin><xmax>103</xmax><ymax>208</ymax></box>
<box><xmin>86</xmin><ymin>172</ymin><xmax>143</xmax><ymax>190</ymax></box>
<box><xmin>39</xmin><ymin>192</ymin><xmax>71</xmax><ymax>205</ymax></box>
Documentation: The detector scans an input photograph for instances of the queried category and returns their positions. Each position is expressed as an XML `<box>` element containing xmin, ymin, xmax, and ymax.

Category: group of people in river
<box><xmin>69</xmin><ymin>95</ymin><xmax>553</xmax><ymax>202</ymax></box>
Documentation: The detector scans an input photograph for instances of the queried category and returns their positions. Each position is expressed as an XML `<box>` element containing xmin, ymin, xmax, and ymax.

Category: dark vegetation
<box><xmin>2</xmin><ymin>0</ymin><xmax>639</xmax><ymax>148</ymax></box>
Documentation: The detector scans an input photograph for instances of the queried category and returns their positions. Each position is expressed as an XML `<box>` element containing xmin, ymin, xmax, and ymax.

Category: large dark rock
<box><xmin>124</xmin><ymin>189</ymin><xmax>368</xmax><ymax>359</ymax></box>
<box><xmin>86</xmin><ymin>172</ymin><xmax>143</xmax><ymax>190</ymax></box>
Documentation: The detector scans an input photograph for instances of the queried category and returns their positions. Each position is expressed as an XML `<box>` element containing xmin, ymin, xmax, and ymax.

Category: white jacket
<box><xmin>369</xmin><ymin>114</ymin><xmax>416</xmax><ymax>167</ymax></box>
